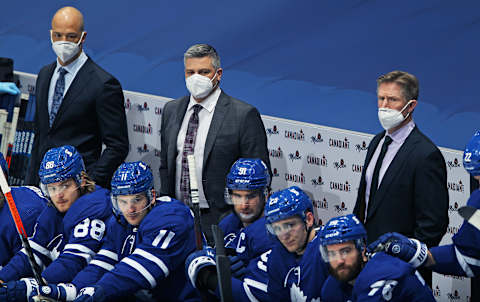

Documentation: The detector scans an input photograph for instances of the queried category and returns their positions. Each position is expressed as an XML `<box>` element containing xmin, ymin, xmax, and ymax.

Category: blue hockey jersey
<box><xmin>0</xmin><ymin>186</ymin><xmax>47</xmax><ymax>267</ymax></box>
<box><xmin>219</xmin><ymin>212</ymin><xmax>244</xmax><ymax>250</ymax></box>
<box><xmin>0</xmin><ymin>186</ymin><xmax>111</xmax><ymax>283</ymax></box>
<box><xmin>236</xmin><ymin>217</ymin><xmax>273</xmax><ymax>262</ymax></box>
<box><xmin>267</xmin><ymin>234</ymin><xmax>329</xmax><ymax>302</ymax></box>
<box><xmin>430</xmin><ymin>188</ymin><xmax>480</xmax><ymax>277</ymax></box>
<box><xmin>72</xmin><ymin>198</ymin><xmax>199</xmax><ymax>302</ymax></box>
<box><xmin>215</xmin><ymin>216</ymin><xmax>274</xmax><ymax>302</ymax></box>
<box><xmin>321</xmin><ymin>252</ymin><xmax>435</xmax><ymax>302</ymax></box>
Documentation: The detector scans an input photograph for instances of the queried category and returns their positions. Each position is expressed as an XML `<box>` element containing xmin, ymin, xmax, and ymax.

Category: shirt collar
<box><xmin>386</xmin><ymin>119</ymin><xmax>415</xmax><ymax>143</ymax></box>
<box><xmin>188</xmin><ymin>87</ymin><xmax>221</xmax><ymax>113</ymax></box>
<box><xmin>55</xmin><ymin>51</ymin><xmax>88</xmax><ymax>75</ymax></box>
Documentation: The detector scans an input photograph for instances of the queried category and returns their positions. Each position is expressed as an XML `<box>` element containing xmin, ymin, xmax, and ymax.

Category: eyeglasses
<box><xmin>325</xmin><ymin>246</ymin><xmax>355</xmax><ymax>262</ymax></box>
<box><xmin>267</xmin><ymin>219</ymin><xmax>303</xmax><ymax>236</ymax></box>
<box><xmin>46</xmin><ymin>181</ymin><xmax>77</xmax><ymax>196</ymax></box>
<box><xmin>230</xmin><ymin>192</ymin><xmax>260</xmax><ymax>205</ymax></box>
<box><xmin>116</xmin><ymin>194</ymin><xmax>148</xmax><ymax>208</ymax></box>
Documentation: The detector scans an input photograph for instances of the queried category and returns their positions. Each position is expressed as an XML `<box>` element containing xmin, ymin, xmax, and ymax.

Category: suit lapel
<box><xmin>364</xmin><ymin>132</ymin><xmax>384</xmax><ymax>171</ymax></box>
<box><xmin>168</xmin><ymin>97</ymin><xmax>189</xmax><ymax>168</ymax></box>
<box><xmin>50</xmin><ymin>59</ymin><xmax>94</xmax><ymax>130</ymax></box>
<box><xmin>203</xmin><ymin>91</ymin><xmax>230</xmax><ymax>168</ymax></box>
<box><xmin>367</xmin><ymin>127</ymin><xmax>420</xmax><ymax>220</ymax></box>
<box><xmin>39</xmin><ymin>63</ymin><xmax>56</xmax><ymax>127</ymax></box>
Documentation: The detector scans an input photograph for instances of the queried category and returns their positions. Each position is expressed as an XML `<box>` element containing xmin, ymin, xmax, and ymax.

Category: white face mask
<box><xmin>51</xmin><ymin>32</ymin><xmax>84</xmax><ymax>63</ymax></box>
<box><xmin>378</xmin><ymin>100</ymin><xmax>413</xmax><ymax>130</ymax></box>
<box><xmin>185</xmin><ymin>72</ymin><xmax>218</xmax><ymax>99</ymax></box>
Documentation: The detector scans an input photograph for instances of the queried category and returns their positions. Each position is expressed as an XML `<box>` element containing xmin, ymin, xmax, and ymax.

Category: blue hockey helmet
<box><xmin>0</xmin><ymin>152</ymin><xmax>8</xmax><ymax>178</ymax></box>
<box><xmin>226</xmin><ymin>158</ymin><xmax>270</xmax><ymax>191</ymax></box>
<box><xmin>225</xmin><ymin>158</ymin><xmax>270</xmax><ymax>206</ymax></box>
<box><xmin>38</xmin><ymin>145</ymin><xmax>85</xmax><ymax>186</ymax></box>
<box><xmin>464</xmin><ymin>130</ymin><xmax>480</xmax><ymax>176</ymax></box>
<box><xmin>318</xmin><ymin>214</ymin><xmax>367</xmax><ymax>262</ymax></box>
<box><xmin>264</xmin><ymin>186</ymin><xmax>313</xmax><ymax>233</ymax></box>
<box><xmin>111</xmin><ymin>161</ymin><xmax>154</xmax><ymax>216</ymax></box>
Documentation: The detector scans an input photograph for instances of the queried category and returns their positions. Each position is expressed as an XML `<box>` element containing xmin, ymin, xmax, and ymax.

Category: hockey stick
<box><xmin>212</xmin><ymin>224</ymin><xmax>234</xmax><ymax>302</ymax></box>
<box><xmin>458</xmin><ymin>205</ymin><xmax>480</xmax><ymax>231</ymax></box>
<box><xmin>187</xmin><ymin>154</ymin><xmax>204</xmax><ymax>250</ymax></box>
<box><xmin>0</xmin><ymin>168</ymin><xmax>45</xmax><ymax>286</ymax></box>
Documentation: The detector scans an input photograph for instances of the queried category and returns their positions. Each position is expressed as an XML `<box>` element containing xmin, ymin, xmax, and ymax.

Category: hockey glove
<box><xmin>185</xmin><ymin>246</ymin><xmax>218</xmax><ymax>291</ymax></box>
<box><xmin>367</xmin><ymin>232</ymin><xmax>428</xmax><ymax>268</ymax></box>
<box><xmin>73</xmin><ymin>286</ymin><xmax>106</xmax><ymax>302</ymax></box>
<box><xmin>0</xmin><ymin>83</ymin><xmax>20</xmax><ymax>95</ymax></box>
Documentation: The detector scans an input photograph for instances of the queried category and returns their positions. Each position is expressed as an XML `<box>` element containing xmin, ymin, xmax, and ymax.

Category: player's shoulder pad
<box><xmin>467</xmin><ymin>189</ymin><xmax>480</xmax><ymax>209</ymax></box>
<box><xmin>140</xmin><ymin>197</ymin><xmax>194</xmax><ymax>234</ymax></box>
<box><xmin>219</xmin><ymin>212</ymin><xmax>237</xmax><ymax>228</ymax></box>
<box><xmin>356</xmin><ymin>252</ymin><xmax>414</xmax><ymax>287</ymax></box>
<box><xmin>12</xmin><ymin>186</ymin><xmax>49</xmax><ymax>204</ymax></box>
<box><xmin>219</xmin><ymin>213</ymin><xmax>242</xmax><ymax>234</ymax></box>
<box><xmin>64</xmin><ymin>186</ymin><xmax>112</xmax><ymax>227</ymax></box>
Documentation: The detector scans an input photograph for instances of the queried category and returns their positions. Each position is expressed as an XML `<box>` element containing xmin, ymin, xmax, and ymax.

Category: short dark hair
<box><xmin>377</xmin><ymin>70</ymin><xmax>419</xmax><ymax>101</ymax></box>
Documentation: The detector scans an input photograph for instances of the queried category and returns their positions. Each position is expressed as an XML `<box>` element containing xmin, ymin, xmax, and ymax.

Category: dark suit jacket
<box><xmin>25</xmin><ymin>57</ymin><xmax>129</xmax><ymax>188</ymax></box>
<box><xmin>160</xmin><ymin>90</ymin><xmax>271</xmax><ymax>212</ymax></box>
<box><xmin>353</xmin><ymin>126</ymin><xmax>449</xmax><ymax>247</ymax></box>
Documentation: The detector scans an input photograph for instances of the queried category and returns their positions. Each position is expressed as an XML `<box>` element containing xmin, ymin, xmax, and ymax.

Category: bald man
<box><xmin>25</xmin><ymin>6</ymin><xmax>128</xmax><ymax>188</ymax></box>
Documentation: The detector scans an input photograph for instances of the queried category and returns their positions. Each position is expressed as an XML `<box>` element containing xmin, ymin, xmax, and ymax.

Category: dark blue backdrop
<box><xmin>1</xmin><ymin>0</ymin><xmax>478</xmax><ymax>150</ymax></box>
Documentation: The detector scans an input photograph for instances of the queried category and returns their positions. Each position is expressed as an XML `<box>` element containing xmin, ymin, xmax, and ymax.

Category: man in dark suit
<box><xmin>160</xmin><ymin>44</ymin><xmax>271</xmax><ymax>242</ymax></box>
<box><xmin>353</xmin><ymin>70</ymin><xmax>449</xmax><ymax>284</ymax></box>
<box><xmin>25</xmin><ymin>7</ymin><xmax>128</xmax><ymax>189</ymax></box>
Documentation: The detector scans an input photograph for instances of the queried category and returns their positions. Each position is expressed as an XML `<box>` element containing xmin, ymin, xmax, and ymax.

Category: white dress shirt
<box><xmin>175</xmin><ymin>87</ymin><xmax>222</xmax><ymax>208</ymax></box>
<box><xmin>364</xmin><ymin>120</ymin><xmax>416</xmax><ymax>217</ymax></box>
<box><xmin>47</xmin><ymin>51</ymin><xmax>88</xmax><ymax>116</ymax></box>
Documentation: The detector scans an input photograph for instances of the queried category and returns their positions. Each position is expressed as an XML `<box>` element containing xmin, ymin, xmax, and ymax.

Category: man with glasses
<box><xmin>0</xmin><ymin>145</ymin><xmax>111</xmax><ymax>301</ymax></box>
<box><xmin>264</xmin><ymin>186</ymin><xmax>329</xmax><ymax>301</ymax></box>
<box><xmin>319</xmin><ymin>214</ymin><xmax>435</xmax><ymax>302</ymax></box>
<box><xmin>25</xmin><ymin>6</ymin><xmax>128</xmax><ymax>189</ymax></box>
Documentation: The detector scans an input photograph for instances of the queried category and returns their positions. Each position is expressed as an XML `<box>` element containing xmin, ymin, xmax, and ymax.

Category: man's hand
<box><xmin>73</xmin><ymin>286</ymin><xmax>106</xmax><ymax>302</ymax></box>
<box><xmin>0</xmin><ymin>278</ymin><xmax>75</xmax><ymax>302</ymax></box>
<box><xmin>185</xmin><ymin>246</ymin><xmax>217</xmax><ymax>290</ymax></box>
<box><xmin>367</xmin><ymin>232</ymin><xmax>428</xmax><ymax>268</ymax></box>
<box><xmin>0</xmin><ymin>82</ymin><xmax>20</xmax><ymax>95</ymax></box>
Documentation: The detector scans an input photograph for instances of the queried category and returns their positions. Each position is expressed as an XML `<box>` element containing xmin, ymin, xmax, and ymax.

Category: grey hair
<box><xmin>184</xmin><ymin>44</ymin><xmax>221</xmax><ymax>70</ymax></box>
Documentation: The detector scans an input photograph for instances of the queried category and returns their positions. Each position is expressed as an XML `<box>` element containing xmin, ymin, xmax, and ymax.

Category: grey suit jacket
<box><xmin>159</xmin><ymin>90</ymin><xmax>271</xmax><ymax>211</ymax></box>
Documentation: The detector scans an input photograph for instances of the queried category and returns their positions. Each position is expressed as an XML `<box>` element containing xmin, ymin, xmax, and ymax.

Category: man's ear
<box><xmin>151</xmin><ymin>189</ymin><xmax>156</xmax><ymax>206</ymax></box>
<box><xmin>362</xmin><ymin>249</ymin><xmax>368</xmax><ymax>262</ymax></box>
<box><xmin>306</xmin><ymin>211</ymin><xmax>315</xmax><ymax>228</ymax></box>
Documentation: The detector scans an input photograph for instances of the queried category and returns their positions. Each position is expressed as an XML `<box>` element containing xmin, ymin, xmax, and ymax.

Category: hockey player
<box><xmin>185</xmin><ymin>158</ymin><xmax>273</xmax><ymax>301</ymax></box>
<box><xmin>0</xmin><ymin>152</ymin><xmax>47</xmax><ymax>268</ymax></box>
<box><xmin>0</xmin><ymin>145</ymin><xmax>111</xmax><ymax>299</ymax></box>
<box><xmin>319</xmin><ymin>214</ymin><xmax>435</xmax><ymax>302</ymax></box>
<box><xmin>20</xmin><ymin>161</ymin><xmax>199</xmax><ymax>301</ymax></box>
<box><xmin>367</xmin><ymin>130</ymin><xmax>480</xmax><ymax>278</ymax></box>
<box><xmin>265</xmin><ymin>186</ymin><xmax>329</xmax><ymax>301</ymax></box>
<box><xmin>220</xmin><ymin>158</ymin><xmax>271</xmax><ymax>258</ymax></box>
<box><xmin>72</xmin><ymin>161</ymin><xmax>199</xmax><ymax>301</ymax></box>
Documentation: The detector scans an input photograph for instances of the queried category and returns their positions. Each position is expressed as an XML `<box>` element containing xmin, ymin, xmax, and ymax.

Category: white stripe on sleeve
<box><xmin>121</xmin><ymin>257</ymin><xmax>156</xmax><ymax>288</ymax></box>
<box><xmin>133</xmin><ymin>248</ymin><xmax>169</xmax><ymax>277</ymax></box>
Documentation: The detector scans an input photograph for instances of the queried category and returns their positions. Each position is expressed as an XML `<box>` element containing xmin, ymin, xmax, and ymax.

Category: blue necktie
<box><xmin>49</xmin><ymin>67</ymin><xmax>68</xmax><ymax>127</ymax></box>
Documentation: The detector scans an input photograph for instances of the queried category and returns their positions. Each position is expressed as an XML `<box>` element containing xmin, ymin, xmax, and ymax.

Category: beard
<box><xmin>329</xmin><ymin>252</ymin><xmax>364</xmax><ymax>283</ymax></box>
<box><xmin>237</xmin><ymin>211</ymin><xmax>258</xmax><ymax>224</ymax></box>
